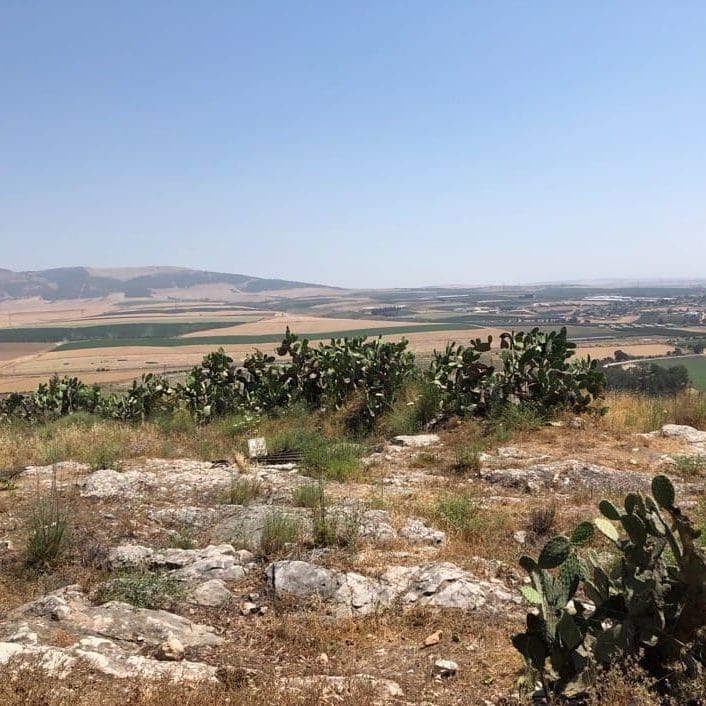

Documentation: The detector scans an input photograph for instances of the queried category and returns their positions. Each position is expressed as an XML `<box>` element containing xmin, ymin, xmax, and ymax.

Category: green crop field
<box><xmin>0</xmin><ymin>321</ymin><xmax>241</xmax><ymax>343</ymax></box>
<box><xmin>650</xmin><ymin>356</ymin><xmax>706</xmax><ymax>391</ymax></box>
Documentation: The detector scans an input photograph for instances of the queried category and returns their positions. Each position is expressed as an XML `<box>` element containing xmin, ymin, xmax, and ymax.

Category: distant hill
<box><xmin>0</xmin><ymin>267</ymin><xmax>332</xmax><ymax>301</ymax></box>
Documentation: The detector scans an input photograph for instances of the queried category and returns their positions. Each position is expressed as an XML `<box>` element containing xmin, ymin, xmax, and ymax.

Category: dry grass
<box><xmin>601</xmin><ymin>390</ymin><xmax>706</xmax><ymax>433</ymax></box>
<box><xmin>1</xmin><ymin>392</ymin><xmax>706</xmax><ymax>704</ymax></box>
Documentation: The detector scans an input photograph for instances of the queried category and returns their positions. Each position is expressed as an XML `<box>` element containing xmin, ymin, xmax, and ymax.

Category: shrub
<box><xmin>226</xmin><ymin>477</ymin><xmax>261</xmax><ymax>505</ymax></box>
<box><xmin>93</xmin><ymin>573</ymin><xmax>185</xmax><ymax>609</ymax></box>
<box><xmin>259</xmin><ymin>511</ymin><xmax>302</xmax><ymax>555</ymax></box>
<box><xmin>513</xmin><ymin>475</ymin><xmax>706</xmax><ymax>701</ymax></box>
<box><xmin>412</xmin><ymin>450</ymin><xmax>439</xmax><ymax>468</ymax></box>
<box><xmin>87</xmin><ymin>439</ymin><xmax>123</xmax><ymax>471</ymax></box>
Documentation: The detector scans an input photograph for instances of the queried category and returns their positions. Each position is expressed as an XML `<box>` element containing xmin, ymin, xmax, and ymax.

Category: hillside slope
<box><xmin>0</xmin><ymin>267</ymin><xmax>331</xmax><ymax>301</ymax></box>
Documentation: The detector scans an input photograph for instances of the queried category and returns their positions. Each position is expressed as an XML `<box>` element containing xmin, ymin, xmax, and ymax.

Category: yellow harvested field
<box><xmin>0</xmin><ymin>343</ymin><xmax>54</xmax><ymax>362</ymax></box>
<box><xmin>180</xmin><ymin>314</ymin><xmax>428</xmax><ymax>338</ymax></box>
<box><xmin>379</xmin><ymin>328</ymin><xmax>502</xmax><ymax>354</ymax></box>
<box><xmin>0</xmin><ymin>297</ymin><xmax>118</xmax><ymax>326</ymax></box>
<box><xmin>574</xmin><ymin>343</ymin><xmax>674</xmax><ymax>359</ymax></box>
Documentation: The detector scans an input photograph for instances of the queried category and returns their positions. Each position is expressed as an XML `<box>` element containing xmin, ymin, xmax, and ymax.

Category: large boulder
<box><xmin>661</xmin><ymin>424</ymin><xmax>706</xmax><ymax>444</ymax></box>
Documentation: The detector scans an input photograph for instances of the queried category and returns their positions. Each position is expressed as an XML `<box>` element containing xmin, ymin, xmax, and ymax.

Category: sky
<box><xmin>1</xmin><ymin>1</ymin><xmax>705</xmax><ymax>288</ymax></box>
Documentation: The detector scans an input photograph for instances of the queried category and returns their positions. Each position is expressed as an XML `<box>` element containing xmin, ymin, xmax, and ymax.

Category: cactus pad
<box><xmin>570</xmin><ymin>521</ymin><xmax>595</xmax><ymax>546</ymax></box>
<box><xmin>594</xmin><ymin>517</ymin><xmax>620</xmax><ymax>542</ymax></box>
<box><xmin>651</xmin><ymin>474</ymin><xmax>675</xmax><ymax>509</ymax></box>
<box><xmin>538</xmin><ymin>536</ymin><xmax>572</xmax><ymax>569</ymax></box>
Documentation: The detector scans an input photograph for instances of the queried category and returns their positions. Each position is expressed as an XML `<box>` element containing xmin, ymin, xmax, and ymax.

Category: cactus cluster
<box><xmin>513</xmin><ymin>474</ymin><xmax>706</xmax><ymax>699</ymax></box>
<box><xmin>428</xmin><ymin>327</ymin><xmax>605</xmax><ymax>422</ymax></box>
<box><xmin>0</xmin><ymin>327</ymin><xmax>605</xmax><ymax>427</ymax></box>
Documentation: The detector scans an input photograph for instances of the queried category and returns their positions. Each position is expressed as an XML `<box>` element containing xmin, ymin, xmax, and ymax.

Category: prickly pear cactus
<box><xmin>514</xmin><ymin>475</ymin><xmax>706</xmax><ymax>699</ymax></box>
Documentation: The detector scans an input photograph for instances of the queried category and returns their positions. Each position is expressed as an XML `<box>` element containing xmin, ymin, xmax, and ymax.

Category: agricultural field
<box><xmin>0</xmin><ymin>276</ymin><xmax>704</xmax><ymax>393</ymax></box>
<box><xmin>651</xmin><ymin>355</ymin><xmax>706</xmax><ymax>391</ymax></box>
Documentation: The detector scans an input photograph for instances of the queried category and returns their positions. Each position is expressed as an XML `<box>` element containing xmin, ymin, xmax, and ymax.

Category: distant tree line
<box><xmin>604</xmin><ymin>362</ymin><xmax>691</xmax><ymax>395</ymax></box>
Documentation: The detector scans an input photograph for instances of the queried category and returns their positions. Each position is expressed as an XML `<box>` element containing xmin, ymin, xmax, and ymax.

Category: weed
<box><xmin>92</xmin><ymin>573</ymin><xmax>185</xmax><ymax>609</ymax></box>
<box><xmin>312</xmin><ymin>497</ymin><xmax>361</xmax><ymax>549</ymax></box>
<box><xmin>167</xmin><ymin>525</ymin><xmax>198</xmax><ymax>550</ymax></box>
<box><xmin>450</xmin><ymin>441</ymin><xmax>482</xmax><ymax>475</ymax></box>
<box><xmin>87</xmin><ymin>440</ymin><xmax>123</xmax><ymax>471</ymax></box>
<box><xmin>434</xmin><ymin>492</ymin><xmax>479</xmax><ymax>538</ymax></box>
<box><xmin>303</xmin><ymin>441</ymin><xmax>363</xmax><ymax>482</ymax></box>
<box><xmin>292</xmin><ymin>482</ymin><xmax>325</xmax><ymax>508</ymax></box>
<box><xmin>488</xmin><ymin>403</ymin><xmax>544</xmax><ymax>442</ymax></box>
<box><xmin>259</xmin><ymin>511</ymin><xmax>302</xmax><ymax>555</ymax></box>
<box><xmin>526</xmin><ymin>504</ymin><xmax>557</xmax><ymax>538</ymax></box>
<box><xmin>412</xmin><ymin>450</ymin><xmax>439</xmax><ymax>468</ymax></box>
<box><xmin>26</xmin><ymin>480</ymin><xmax>69</xmax><ymax>571</ymax></box>
<box><xmin>673</xmin><ymin>454</ymin><xmax>706</xmax><ymax>478</ymax></box>
<box><xmin>0</xmin><ymin>467</ymin><xmax>21</xmax><ymax>491</ymax></box>
<box><xmin>226</xmin><ymin>476</ymin><xmax>261</xmax><ymax>505</ymax></box>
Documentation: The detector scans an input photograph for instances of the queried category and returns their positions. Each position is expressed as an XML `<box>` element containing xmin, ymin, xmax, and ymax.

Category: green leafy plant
<box><xmin>673</xmin><ymin>454</ymin><xmax>706</xmax><ymax>478</ymax></box>
<box><xmin>513</xmin><ymin>475</ymin><xmax>706</xmax><ymax>700</ymax></box>
<box><xmin>92</xmin><ymin>573</ymin><xmax>185</xmax><ymax>609</ymax></box>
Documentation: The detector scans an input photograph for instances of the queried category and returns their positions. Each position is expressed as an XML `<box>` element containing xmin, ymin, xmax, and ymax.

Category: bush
<box><xmin>428</xmin><ymin>327</ymin><xmax>605</xmax><ymax>424</ymax></box>
<box><xmin>673</xmin><ymin>454</ymin><xmax>706</xmax><ymax>478</ymax></box>
<box><xmin>312</xmin><ymin>506</ymin><xmax>361</xmax><ymax>549</ymax></box>
<box><xmin>435</xmin><ymin>493</ymin><xmax>479</xmax><ymax>538</ymax></box>
<box><xmin>605</xmin><ymin>363</ymin><xmax>690</xmax><ymax>395</ymax></box>
<box><xmin>301</xmin><ymin>440</ymin><xmax>363</xmax><ymax>482</ymax></box>
<box><xmin>526</xmin><ymin>504</ymin><xmax>557</xmax><ymax>538</ymax></box>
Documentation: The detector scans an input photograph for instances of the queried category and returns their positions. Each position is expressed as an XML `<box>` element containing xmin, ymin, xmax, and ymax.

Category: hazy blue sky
<box><xmin>1</xmin><ymin>2</ymin><xmax>705</xmax><ymax>287</ymax></box>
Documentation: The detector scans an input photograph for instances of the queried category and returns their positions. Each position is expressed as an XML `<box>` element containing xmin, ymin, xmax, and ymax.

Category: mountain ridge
<box><xmin>0</xmin><ymin>266</ymin><xmax>334</xmax><ymax>301</ymax></box>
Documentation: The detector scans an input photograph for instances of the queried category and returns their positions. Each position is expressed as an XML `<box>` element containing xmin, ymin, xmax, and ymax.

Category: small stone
<box><xmin>513</xmin><ymin>530</ymin><xmax>527</xmax><ymax>545</ymax></box>
<box><xmin>629</xmin><ymin>459</ymin><xmax>638</xmax><ymax>466</ymax></box>
<box><xmin>423</xmin><ymin>631</ymin><xmax>442</xmax><ymax>647</ymax></box>
<box><xmin>155</xmin><ymin>638</ymin><xmax>185</xmax><ymax>662</ymax></box>
<box><xmin>391</xmin><ymin>434</ymin><xmax>440</xmax><ymax>448</ymax></box>
<box><xmin>189</xmin><ymin>579</ymin><xmax>234</xmax><ymax>607</ymax></box>
<box><xmin>240</xmin><ymin>601</ymin><xmax>258</xmax><ymax>615</ymax></box>
<box><xmin>316</xmin><ymin>652</ymin><xmax>329</xmax><ymax>665</ymax></box>
<box><xmin>432</xmin><ymin>659</ymin><xmax>458</xmax><ymax>678</ymax></box>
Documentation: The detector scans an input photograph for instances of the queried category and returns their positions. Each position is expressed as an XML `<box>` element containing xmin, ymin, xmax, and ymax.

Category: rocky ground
<box><xmin>1</xmin><ymin>422</ymin><xmax>705</xmax><ymax>704</ymax></box>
